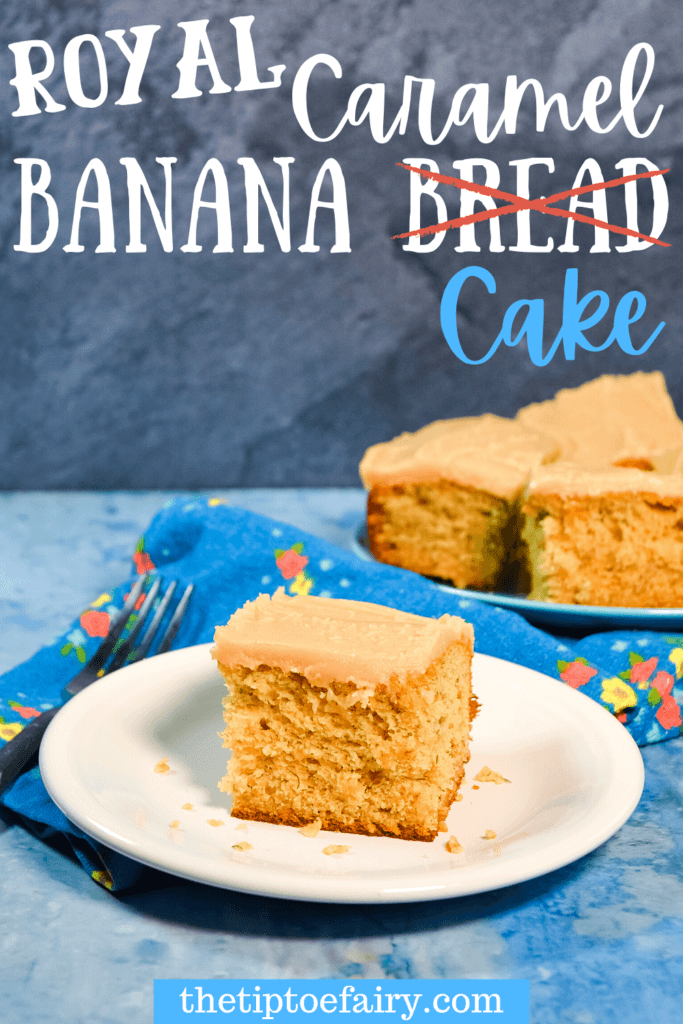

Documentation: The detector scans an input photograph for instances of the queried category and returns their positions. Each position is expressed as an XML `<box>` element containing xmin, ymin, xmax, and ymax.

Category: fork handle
<box><xmin>0</xmin><ymin>706</ymin><xmax>60</xmax><ymax>797</ymax></box>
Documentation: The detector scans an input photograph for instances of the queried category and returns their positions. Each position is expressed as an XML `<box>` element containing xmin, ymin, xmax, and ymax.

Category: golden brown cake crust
<box><xmin>228</xmin><ymin>800</ymin><xmax>461</xmax><ymax>842</ymax></box>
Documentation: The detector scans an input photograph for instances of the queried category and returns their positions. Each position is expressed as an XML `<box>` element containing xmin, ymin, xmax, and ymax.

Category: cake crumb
<box><xmin>454</xmin><ymin>793</ymin><xmax>463</xmax><ymax>802</ymax></box>
<box><xmin>182</xmin><ymin>803</ymin><xmax>194</xmax><ymax>810</ymax></box>
<box><xmin>299</xmin><ymin>819</ymin><xmax>322</xmax><ymax>838</ymax></box>
<box><xmin>235</xmin><ymin>821</ymin><xmax>247</xmax><ymax>831</ymax></box>
<box><xmin>472</xmin><ymin>785</ymin><xmax>479</xmax><ymax>790</ymax></box>
<box><xmin>232</xmin><ymin>841</ymin><xmax>253</xmax><ymax>851</ymax></box>
<box><xmin>322</xmin><ymin>844</ymin><xmax>351</xmax><ymax>856</ymax></box>
<box><xmin>207</xmin><ymin>819</ymin><xmax>225</xmax><ymax>827</ymax></box>
<box><xmin>169</xmin><ymin>820</ymin><xmax>180</xmax><ymax>829</ymax></box>
<box><xmin>474</xmin><ymin>765</ymin><xmax>511</xmax><ymax>785</ymax></box>
<box><xmin>153</xmin><ymin>757</ymin><xmax>170</xmax><ymax>774</ymax></box>
<box><xmin>482</xmin><ymin>829</ymin><xmax>497</xmax><ymax>840</ymax></box>
<box><xmin>445</xmin><ymin>835</ymin><xmax>464</xmax><ymax>854</ymax></box>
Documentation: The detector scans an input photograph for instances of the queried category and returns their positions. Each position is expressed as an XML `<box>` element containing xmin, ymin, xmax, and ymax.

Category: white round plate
<box><xmin>353</xmin><ymin>524</ymin><xmax>683</xmax><ymax>630</ymax></box>
<box><xmin>40</xmin><ymin>644</ymin><xmax>643</xmax><ymax>904</ymax></box>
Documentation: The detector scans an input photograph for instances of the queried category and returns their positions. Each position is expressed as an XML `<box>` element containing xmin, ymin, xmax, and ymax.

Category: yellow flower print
<box><xmin>601</xmin><ymin>677</ymin><xmax>638</xmax><ymax>715</ymax></box>
<box><xmin>289</xmin><ymin>571</ymin><xmax>314</xmax><ymax>596</ymax></box>
<box><xmin>668</xmin><ymin>648</ymin><xmax>683</xmax><ymax>680</ymax></box>
<box><xmin>91</xmin><ymin>869</ymin><xmax>114</xmax><ymax>890</ymax></box>
<box><xmin>208</xmin><ymin>497</ymin><xmax>227</xmax><ymax>507</ymax></box>
<box><xmin>0</xmin><ymin>721</ymin><xmax>24</xmax><ymax>742</ymax></box>
<box><xmin>91</xmin><ymin>592</ymin><xmax>112</xmax><ymax>608</ymax></box>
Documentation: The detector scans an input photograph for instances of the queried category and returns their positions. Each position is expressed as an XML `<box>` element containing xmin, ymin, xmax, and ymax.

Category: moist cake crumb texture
<box><xmin>361</xmin><ymin>414</ymin><xmax>559</xmax><ymax>591</ymax></box>
<box><xmin>212</xmin><ymin>590</ymin><xmax>476</xmax><ymax>843</ymax></box>
<box><xmin>523</xmin><ymin>463</ymin><xmax>683</xmax><ymax>607</ymax></box>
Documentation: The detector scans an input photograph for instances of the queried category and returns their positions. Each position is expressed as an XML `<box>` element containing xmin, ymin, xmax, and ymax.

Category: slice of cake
<box><xmin>516</xmin><ymin>372</ymin><xmax>683</xmax><ymax>471</ymax></box>
<box><xmin>212</xmin><ymin>590</ymin><xmax>476</xmax><ymax>841</ymax></box>
<box><xmin>360</xmin><ymin>414</ymin><xmax>559</xmax><ymax>590</ymax></box>
<box><xmin>522</xmin><ymin>463</ymin><xmax>683</xmax><ymax>607</ymax></box>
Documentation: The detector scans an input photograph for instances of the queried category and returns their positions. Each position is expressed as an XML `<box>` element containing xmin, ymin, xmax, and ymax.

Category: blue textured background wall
<box><xmin>0</xmin><ymin>0</ymin><xmax>681</xmax><ymax>488</ymax></box>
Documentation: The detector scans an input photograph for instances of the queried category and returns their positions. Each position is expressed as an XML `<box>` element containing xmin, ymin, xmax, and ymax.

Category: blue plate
<box><xmin>352</xmin><ymin>523</ymin><xmax>683</xmax><ymax>631</ymax></box>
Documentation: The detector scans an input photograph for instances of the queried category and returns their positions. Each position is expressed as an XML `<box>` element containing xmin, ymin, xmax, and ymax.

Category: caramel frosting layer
<box><xmin>359</xmin><ymin>414</ymin><xmax>559</xmax><ymax>499</ymax></box>
<box><xmin>527</xmin><ymin>461</ymin><xmax>683</xmax><ymax>500</ymax></box>
<box><xmin>516</xmin><ymin>372</ymin><xmax>683</xmax><ymax>469</ymax></box>
<box><xmin>652</xmin><ymin>444</ymin><xmax>683</xmax><ymax>475</ymax></box>
<box><xmin>212</xmin><ymin>589</ymin><xmax>473</xmax><ymax>691</ymax></box>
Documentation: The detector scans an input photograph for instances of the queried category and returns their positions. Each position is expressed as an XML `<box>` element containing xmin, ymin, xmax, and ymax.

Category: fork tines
<box><xmin>109</xmin><ymin>575</ymin><xmax>194</xmax><ymax>671</ymax></box>
<box><xmin>0</xmin><ymin>575</ymin><xmax>194</xmax><ymax>797</ymax></box>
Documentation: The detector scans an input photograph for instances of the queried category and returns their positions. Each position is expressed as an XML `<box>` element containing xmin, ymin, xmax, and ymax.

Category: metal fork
<box><xmin>0</xmin><ymin>574</ymin><xmax>193</xmax><ymax>797</ymax></box>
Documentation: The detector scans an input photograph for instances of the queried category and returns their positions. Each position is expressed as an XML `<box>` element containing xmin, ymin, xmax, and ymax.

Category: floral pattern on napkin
<box><xmin>2</xmin><ymin>495</ymin><xmax>683</xmax><ymax>892</ymax></box>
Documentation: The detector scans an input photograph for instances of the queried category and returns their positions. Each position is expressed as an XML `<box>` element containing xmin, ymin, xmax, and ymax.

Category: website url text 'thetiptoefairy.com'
<box><xmin>154</xmin><ymin>981</ymin><xmax>529</xmax><ymax>1023</ymax></box>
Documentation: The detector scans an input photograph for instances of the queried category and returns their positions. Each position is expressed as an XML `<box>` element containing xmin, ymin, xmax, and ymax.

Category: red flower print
<box><xmin>276</xmin><ymin>549</ymin><xmax>309</xmax><ymax>580</ymax></box>
<box><xmin>80</xmin><ymin>610</ymin><xmax>110</xmax><ymax>638</ymax></box>
<box><xmin>134</xmin><ymin>550</ymin><xmax>155</xmax><ymax>574</ymax></box>
<box><xmin>656</xmin><ymin>694</ymin><xmax>682</xmax><ymax>731</ymax></box>
<box><xmin>8</xmin><ymin>700</ymin><xmax>40</xmax><ymax>720</ymax></box>
<box><xmin>630</xmin><ymin>657</ymin><xmax>657</xmax><ymax>685</ymax></box>
<box><xmin>651</xmin><ymin>671</ymin><xmax>674</xmax><ymax>698</ymax></box>
<box><xmin>560</xmin><ymin>661</ymin><xmax>598</xmax><ymax>689</ymax></box>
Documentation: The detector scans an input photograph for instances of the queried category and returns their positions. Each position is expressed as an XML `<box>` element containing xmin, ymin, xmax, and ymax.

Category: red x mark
<box><xmin>393</xmin><ymin>164</ymin><xmax>670</xmax><ymax>247</ymax></box>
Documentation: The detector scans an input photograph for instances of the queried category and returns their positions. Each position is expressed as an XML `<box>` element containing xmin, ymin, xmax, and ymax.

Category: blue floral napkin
<box><xmin>1</xmin><ymin>496</ymin><xmax>681</xmax><ymax>891</ymax></box>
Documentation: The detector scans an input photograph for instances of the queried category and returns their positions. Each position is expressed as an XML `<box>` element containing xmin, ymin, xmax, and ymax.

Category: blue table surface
<box><xmin>1</xmin><ymin>490</ymin><xmax>682</xmax><ymax>1024</ymax></box>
